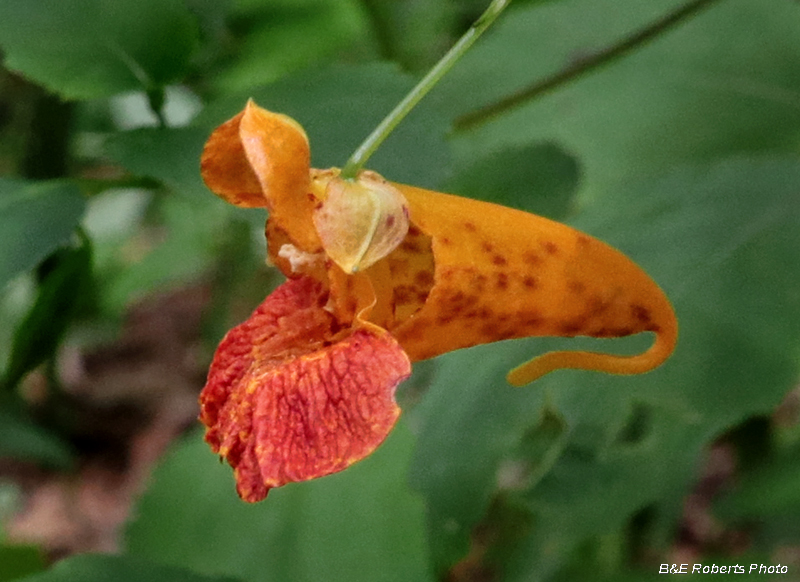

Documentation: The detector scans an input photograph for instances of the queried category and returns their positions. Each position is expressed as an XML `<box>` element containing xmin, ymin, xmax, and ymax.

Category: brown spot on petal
<box><xmin>491</xmin><ymin>254</ymin><xmax>508</xmax><ymax>266</ymax></box>
<box><xmin>519</xmin><ymin>310</ymin><xmax>544</xmax><ymax>329</ymax></box>
<box><xmin>414</xmin><ymin>270</ymin><xmax>434</xmax><ymax>287</ymax></box>
<box><xmin>523</xmin><ymin>251</ymin><xmax>542</xmax><ymax>267</ymax></box>
<box><xmin>559</xmin><ymin>318</ymin><xmax>587</xmax><ymax>335</ymax></box>
<box><xmin>542</xmin><ymin>241</ymin><xmax>559</xmax><ymax>255</ymax></box>
<box><xmin>464</xmin><ymin>270</ymin><xmax>488</xmax><ymax>294</ymax></box>
<box><xmin>464</xmin><ymin>221</ymin><xmax>477</xmax><ymax>232</ymax></box>
<box><xmin>386</xmin><ymin>223</ymin><xmax>434</xmax><ymax>322</ymax></box>
<box><xmin>631</xmin><ymin>304</ymin><xmax>652</xmax><ymax>325</ymax></box>
<box><xmin>480</xmin><ymin>322</ymin><xmax>500</xmax><ymax>338</ymax></box>
<box><xmin>400</xmin><ymin>238</ymin><xmax>422</xmax><ymax>253</ymax></box>
<box><xmin>568</xmin><ymin>281</ymin><xmax>586</xmax><ymax>294</ymax></box>
<box><xmin>586</xmin><ymin>294</ymin><xmax>612</xmax><ymax>317</ymax></box>
<box><xmin>522</xmin><ymin>276</ymin><xmax>538</xmax><ymax>290</ymax></box>
<box><xmin>394</xmin><ymin>285</ymin><xmax>415</xmax><ymax>305</ymax></box>
<box><xmin>463</xmin><ymin>305</ymin><xmax>493</xmax><ymax>321</ymax></box>
<box><xmin>496</xmin><ymin>272</ymin><xmax>509</xmax><ymax>291</ymax></box>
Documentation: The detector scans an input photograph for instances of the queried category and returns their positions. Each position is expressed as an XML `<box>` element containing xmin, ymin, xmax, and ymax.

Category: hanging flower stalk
<box><xmin>197</xmin><ymin>0</ymin><xmax>677</xmax><ymax>503</ymax></box>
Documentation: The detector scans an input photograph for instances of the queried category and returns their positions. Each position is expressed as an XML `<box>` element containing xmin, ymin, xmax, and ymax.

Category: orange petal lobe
<box><xmin>199</xmin><ymin>277</ymin><xmax>410</xmax><ymax>502</ymax></box>
<box><xmin>390</xmin><ymin>184</ymin><xmax>678</xmax><ymax>384</ymax></box>
<box><xmin>239</xmin><ymin>102</ymin><xmax>321</xmax><ymax>252</ymax></box>
<box><xmin>200</xmin><ymin>110</ymin><xmax>266</xmax><ymax>207</ymax></box>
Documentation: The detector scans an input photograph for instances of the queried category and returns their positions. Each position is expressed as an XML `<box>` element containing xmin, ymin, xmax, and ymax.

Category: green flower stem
<box><xmin>341</xmin><ymin>0</ymin><xmax>512</xmax><ymax>179</ymax></box>
<box><xmin>453</xmin><ymin>0</ymin><xmax>724</xmax><ymax>131</ymax></box>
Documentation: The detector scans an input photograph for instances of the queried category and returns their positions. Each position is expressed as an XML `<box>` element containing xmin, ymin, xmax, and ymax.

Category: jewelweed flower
<box><xmin>199</xmin><ymin>101</ymin><xmax>678</xmax><ymax>502</ymax></box>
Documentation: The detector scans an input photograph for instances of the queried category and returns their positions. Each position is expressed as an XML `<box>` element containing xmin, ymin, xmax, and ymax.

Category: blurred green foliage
<box><xmin>1</xmin><ymin>0</ymin><xmax>800</xmax><ymax>580</ymax></box>
<box><xmin>0</xmin><ymin>545</ymin><xmax>45</xmax><ymax>582</ymax></box>
<box><xmin>13</xmin><ymin>554</ymin><xmax>240</xmax><ymax>582</ymax></box>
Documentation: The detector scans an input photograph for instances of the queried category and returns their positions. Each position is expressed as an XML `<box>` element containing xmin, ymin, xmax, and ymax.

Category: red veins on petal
<box><xmin>199</xmin><ymin>277</ymin><xmax>411</xmax><ymax>503</ymax></box>
<box><xmin>198</xmin><ymin>102</ymin><xmax>679</xmax><ymax>500</ymax></box>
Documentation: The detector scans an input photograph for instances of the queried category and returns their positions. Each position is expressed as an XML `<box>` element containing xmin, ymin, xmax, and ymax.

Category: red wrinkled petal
<box><xmin>199</xmin><ymin>277</ymin><xmax>411</xmax><ymax>502</ymax></box>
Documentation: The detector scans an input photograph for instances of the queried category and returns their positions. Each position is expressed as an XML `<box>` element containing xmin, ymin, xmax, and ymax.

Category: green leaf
<box><xmin>0</xmin><ymin>180</ymin><xmax>85</xmax><ymax>290</ymax></box>
<box><xmin>0</xmin><ymin>409</ymin><xmax>74</xmax><ymax>469</ymax></box>
<box><xmin>104</xmin><ymin>127</ymin><xmax>210</xmax><ymax>198</ymax></box>
<box><xmin>0</xmin><ymin>0</ymin><xmax>198</xmax><ymax>100</ymax></box>
<box><xmin>409</xmin><ymin>155</ymin><xmax>800</xmax><ymax>576</ymax></box>
<box><xmin>213</xmin><ymin>0</ymin><xmax>370</xmax><ymax>92</ymax></box>
<box><xmin>126</xmin><ymin>424</ymin><xmax>433</xmax><ymax>582</ymax></box>
<box><xmin>437</xmin><ymin>0</ymin><xmax>800</xmax><ymax>198</ymax></box>
<box><xmin>358</xmin><ymin>0</ymin><xmax>457</xmax><ymax>72</ymax></box>
<box><xmin>445</xmin><ymin>142</ymin><xmax>580</xmax><ymax>220</ymax></box>
<box><xmin>3</xmin><ymin>236</ymin><xmax>93</xmax><ymax>391</ymax></box>
<box><xmin>407</xmin><ymin>337</ymin><xmax>551</xmax><ymax>571</ymax></box>
<box><xmin>0</xmin><ymin>544</ymin><xmax>46</xmax><ymax>582</ymax></box>
<box><xmin>16</xmin><ymin>554</ymin><xmax>240</xmax><ymax>582</ymax></box>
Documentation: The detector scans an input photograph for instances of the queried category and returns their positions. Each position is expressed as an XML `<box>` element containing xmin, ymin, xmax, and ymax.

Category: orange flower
<box><xmin>199</xmin><ymin>101</ymin><xmax>678</xmax><ymax>502</ymax></box>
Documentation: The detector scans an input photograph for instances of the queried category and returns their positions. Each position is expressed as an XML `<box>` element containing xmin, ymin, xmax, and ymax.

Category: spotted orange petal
<box><xmin>388</xmin><ymin>184</ymin><xmax>678</xmax><ymax>386</ymax></box>
<box><xmin>200</xmin><ymin>277</ymin><xmax>411</xmax><ymax>502</ymax></box>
